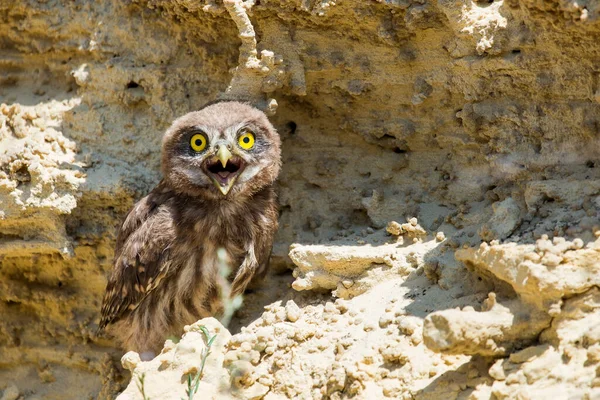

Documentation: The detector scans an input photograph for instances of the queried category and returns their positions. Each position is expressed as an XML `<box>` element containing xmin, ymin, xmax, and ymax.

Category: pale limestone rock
<box><xmin>116</xmin><ymin>318</ymin><xmax>231</xmax><ymax>400</ymax></box>
<box><xmin>424</xmin><ymin>294</ymin><xmax>550</xmax><ymax>356</ymax></box>
<box><xmin>285</xmin><ymin>300</ymin><xmax>301</xmax><ymax>322</ymax></box>
<box><xmin>289</xmin><ymin>240</ymin><xmax>439</xmax><ymax>298</ymax></box>
<box><xmin>455</xmin><ymin>238</ymin><xmax>600</xmax><ymax>308</ymax></box>
<box><xmin>438</xmin><ymin>0</ymin><xmax>508</xmax><ymax>56</ymax></box>
<box><xmin>478</xmin><ymin>198</ymin><xmax>522</xmax><ymax>241</ymax></box>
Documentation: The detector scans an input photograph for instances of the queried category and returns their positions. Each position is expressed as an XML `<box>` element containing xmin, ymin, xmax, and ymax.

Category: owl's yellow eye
<box><xmin>238</xmin><ymin>132</ymin><xmax>255</xmax><ymax>150</ymax></box>
<box><xmin>190</xmin><ymin>133</ymin><xmax>207</xmax><ymax>152</ymax></box>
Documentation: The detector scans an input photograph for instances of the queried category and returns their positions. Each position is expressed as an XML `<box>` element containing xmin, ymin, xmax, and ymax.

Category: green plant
<box><xmin>137</xmin><ymin>372</ymin><xmax>150</xmax><ymax>400</ymax></box>
<box><xmin>183</xmin><ymin>325</ymin><xmax>217</xmax><ymax>400</ymax></box>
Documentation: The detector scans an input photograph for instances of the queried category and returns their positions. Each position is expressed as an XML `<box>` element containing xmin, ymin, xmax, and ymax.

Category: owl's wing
<box><xmin>98</xmin><ymin>191</ymin><xmax>176</xmax><ymax>330</ymax></box>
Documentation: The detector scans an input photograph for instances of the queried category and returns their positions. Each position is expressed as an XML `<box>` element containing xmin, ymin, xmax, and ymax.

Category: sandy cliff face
<box><xmin>1</xmin><ymin>0</ymin><xmax>600</xmax><ymax>399</ymax></box>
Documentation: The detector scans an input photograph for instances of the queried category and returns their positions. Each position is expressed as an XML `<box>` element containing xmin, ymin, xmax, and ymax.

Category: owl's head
<box><xmin>161</xmin><ymin>101</ymin><xmax>281</xmax><ymax>199</ymax></box>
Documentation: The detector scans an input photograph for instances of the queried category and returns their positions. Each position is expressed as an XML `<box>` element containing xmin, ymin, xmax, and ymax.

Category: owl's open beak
<box><xmin>205</xmin><ymin>145</ymin><xmax>243</xmax><ymax>195</ymax></box>
<box><xmin>217</xmin><ymin>145</ymin><xmax>232</xmax><ymax>168</ymax></box>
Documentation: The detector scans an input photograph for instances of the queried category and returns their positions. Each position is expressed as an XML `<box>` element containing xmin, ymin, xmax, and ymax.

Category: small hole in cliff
<box><xmin>11</xmin><ymin>165</ymin><xmax>31</xmax><ymax>183</ymax></box>
<box><xmin>126</xmin><ymin>81</ymin><xmax>140</xmax><ymax>89</ymax></box>
<box><xmin>512</xmin><ymin>49</ymin><xmax>521</xmax><ymax>54</ymax></box>
<box><xmin>351</xmin><ymin>208</ymin><xmax>370</xmax><ymax>226</ymax></box>
<box><xmin>393</xmin><ymin>147</ymin><xmax>407</xmax><ymax>154</ymax></box>
<box><xmin>279</xmin><ymin>205</ymin><xmax>291</xmax><ymax>217</ymax></box>
<box><xmin>455</xmin><ymin>109</ymin><xmax>464</xmax><ymax>126</ymax></box>
<box><xmin>586</xmin><ymin>160</ymin><xmax>595</xmax><ymax>168</ymax></box>
<box><xmin>286</xmin><ymin>121</ymin><xmax>297</xmax><ymax>135</ymax></box>
<box><xmin>58</xmin><ymin>281</ymin><xmax>63</xmax><ymax>288</ymax></box>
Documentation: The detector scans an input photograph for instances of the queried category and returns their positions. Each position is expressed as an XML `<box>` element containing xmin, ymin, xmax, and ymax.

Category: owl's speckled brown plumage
<box><xmin>99</xmin><ymin>101</ymin><xmax>281</xmax><ymax>353</ymax></box>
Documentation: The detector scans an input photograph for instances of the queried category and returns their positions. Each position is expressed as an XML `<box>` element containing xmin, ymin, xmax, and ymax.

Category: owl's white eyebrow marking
<box><xmin>227</xmin><ymin>121</ymin><xmax>253</xmax><ymax>137</ymax></box>
<box><xmin>189</xmin><ymin>125</ymin><xmax>218</xmax><ymax>140</ymax></box>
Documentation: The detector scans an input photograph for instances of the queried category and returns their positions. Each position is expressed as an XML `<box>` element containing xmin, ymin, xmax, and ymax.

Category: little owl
<box><xmin>98</xmin><ymin>101</ymin><xmax>281</xmax><ymax>357</ymax></box>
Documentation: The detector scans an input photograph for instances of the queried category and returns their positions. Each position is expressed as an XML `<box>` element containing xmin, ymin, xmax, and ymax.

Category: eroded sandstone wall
<box><xmin>1</xmin><ymin>0</ymin><xmax>600</xmax><ymax>399</ymax></box>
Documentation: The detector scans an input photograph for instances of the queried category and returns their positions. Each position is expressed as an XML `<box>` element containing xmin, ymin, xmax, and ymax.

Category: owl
<box><xmin>98</xmin><ymin>101</ymin><xmax>281</xmax><ymax>357</ymax></box>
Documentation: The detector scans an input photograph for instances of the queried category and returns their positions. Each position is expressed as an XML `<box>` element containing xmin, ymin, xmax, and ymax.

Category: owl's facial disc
<box><xmin>204</xmin><ymin>145</ymin><xmax>245</xmax><ymax>195</ymax></box>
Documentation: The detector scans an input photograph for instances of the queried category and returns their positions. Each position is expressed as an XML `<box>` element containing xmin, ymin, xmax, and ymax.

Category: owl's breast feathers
<box><xmin>98</xmin><ymin>181</ymin><xmax>278</xmax><ymax>331</ymax></box>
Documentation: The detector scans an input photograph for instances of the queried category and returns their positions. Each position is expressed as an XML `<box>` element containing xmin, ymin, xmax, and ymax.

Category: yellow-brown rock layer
<box><xmin>2</xmin><ymin>0</ymin><xmax>600</xmax><ymax>399</ymax></box>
